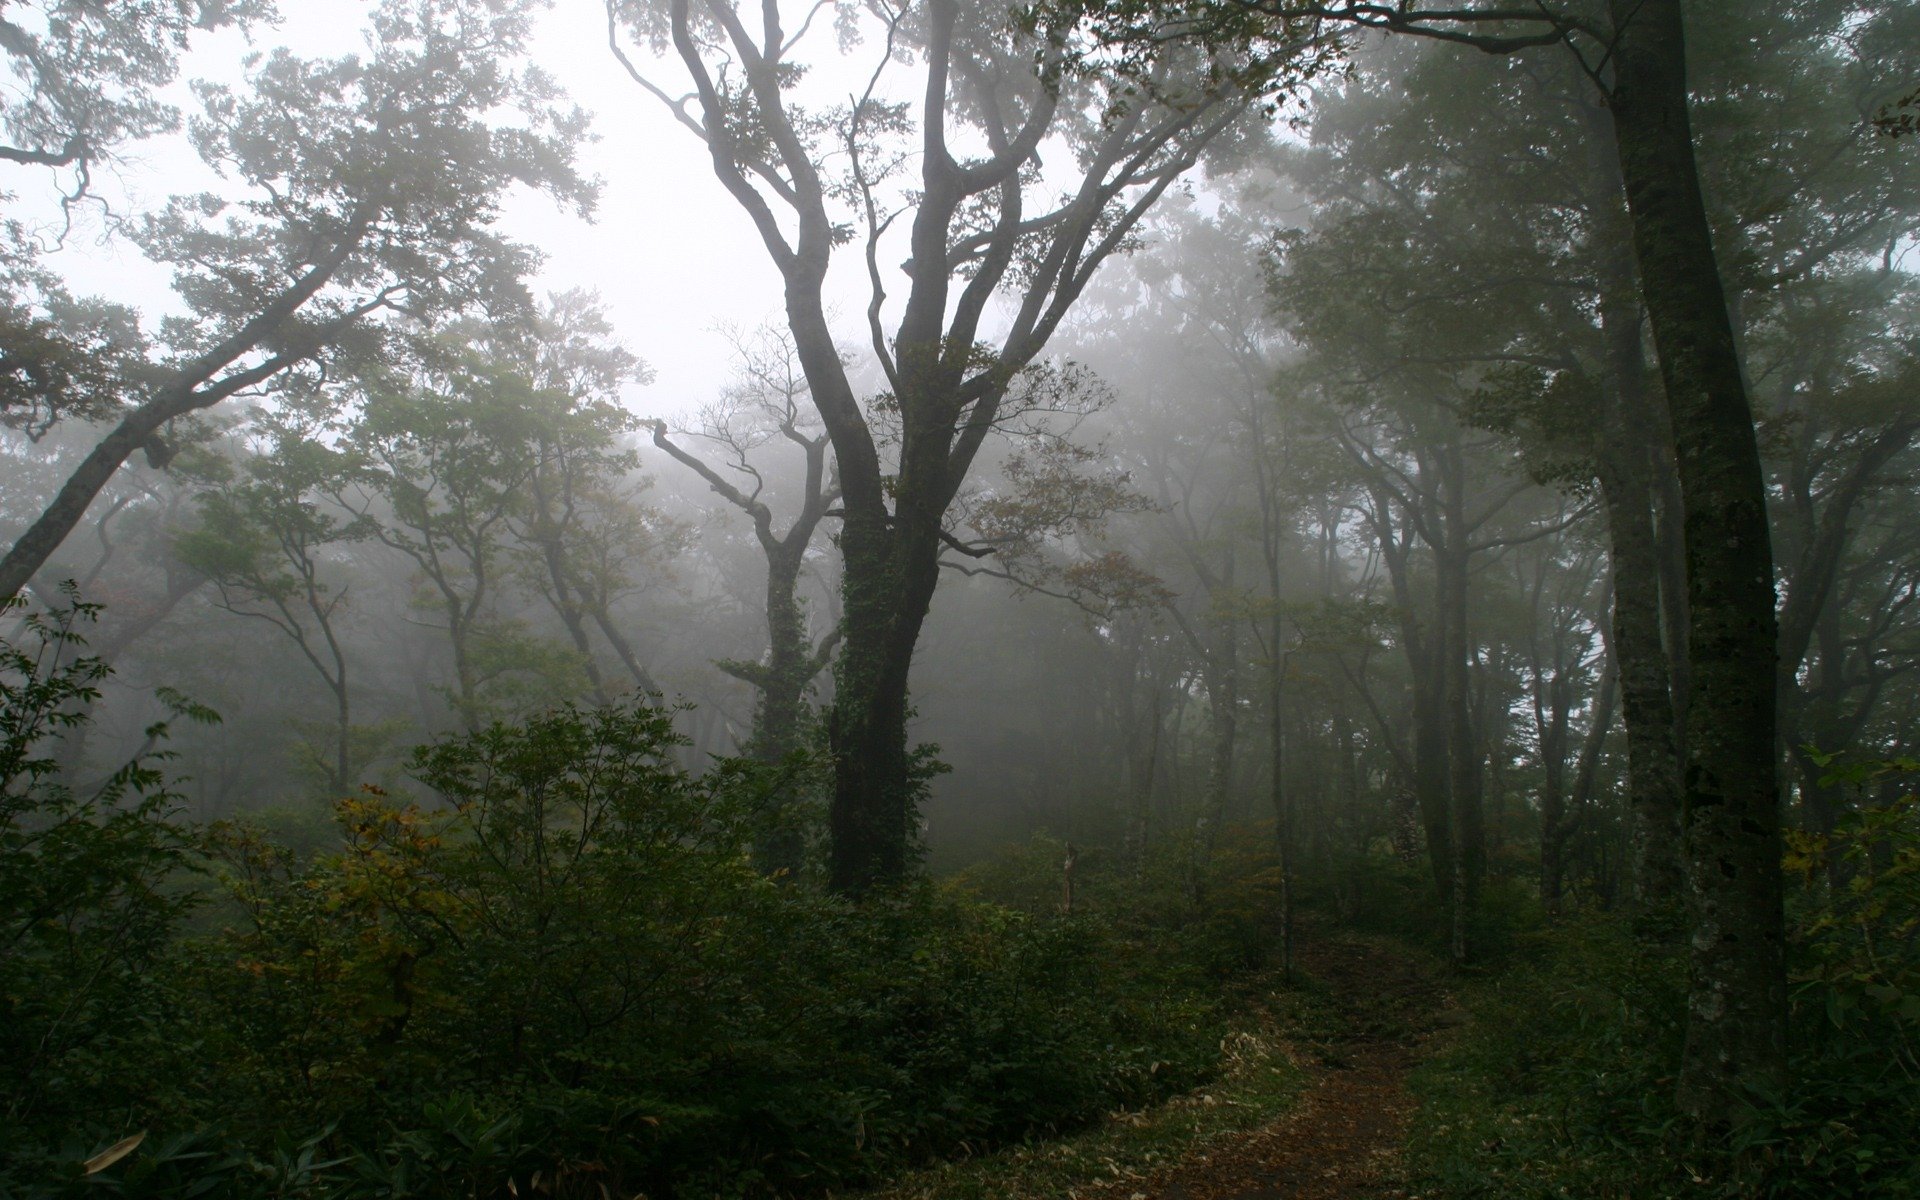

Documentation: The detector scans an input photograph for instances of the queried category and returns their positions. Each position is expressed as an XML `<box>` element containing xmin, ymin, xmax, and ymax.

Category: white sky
<box><xmin>28</xmin><ymin>0</ymin><xmax>895</xmax><ymax>420</ymax></box>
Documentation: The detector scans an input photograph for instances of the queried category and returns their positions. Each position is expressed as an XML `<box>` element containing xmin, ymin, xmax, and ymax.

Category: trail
<box><xmin>1077</xmin><ymin>933</ymin><xmax>1453</xmax><ymax>1200</ymax></box>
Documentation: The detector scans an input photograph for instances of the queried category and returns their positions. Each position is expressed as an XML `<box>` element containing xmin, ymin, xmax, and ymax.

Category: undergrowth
<box><xmin>0</xmin><ymin>597</ymin><xmax>1264</xmax><ymax>1200</ymax></box>
<box><xmin>1404</xmin><ymin>805</ymin><xmax>1920</xmax><ymax>1200</ymax></box>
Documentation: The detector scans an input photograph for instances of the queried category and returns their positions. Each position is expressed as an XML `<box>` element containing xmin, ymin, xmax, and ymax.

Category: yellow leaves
<box><xmin>326</xmin><ymin>790</ymin><xmax>459</xmax><ymax>931</ymax></box>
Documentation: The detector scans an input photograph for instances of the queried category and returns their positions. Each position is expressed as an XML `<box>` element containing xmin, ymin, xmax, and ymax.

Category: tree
<box><xmin>1054</xmin><ymin>0</ymin><xmax>1792</xmax><ymax>1119</ymax></box>
<box><xmin>609</xmin><ymin>0</ymin><xmax>1291</xmax><ymax>893</ymax></box>
<box><xmin>177</xmin><ymin>402</ymin><xmax>372</xmax><ymax>796</ymax></box>
<box><xmin>648</xmin><ymin>325</ymin><xmax>840</xmax><ymax>875</ymax></box>
<box><xmin>649</xmin><ymin>325</ymin><xmax>840</xmax><ymax>760</ymax></box>
<box><xmin>497</xmin><ymin>292</ymin><xmax>666</xmax><ymax>702</ymax></box>
<box><xmin>0</xmin><ymin>0</ymin><xmax>591</xmax><ymax>603</ymax></box>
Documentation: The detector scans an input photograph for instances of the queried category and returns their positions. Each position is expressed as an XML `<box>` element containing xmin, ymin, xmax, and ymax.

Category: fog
<box><xmin>3</xmin><ymin>1</ymin><xmax>1917</xmax><ymax>1195</ymax></box>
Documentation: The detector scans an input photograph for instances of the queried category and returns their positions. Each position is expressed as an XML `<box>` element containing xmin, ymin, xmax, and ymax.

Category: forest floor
<box><xmin>1076</xmin><ymin>931</ymin><xmax>1453</xmax><ymax>1200</ymax></box>
<box><xmin>860</xmin><ymin>924</ymin><xmax>1458</xmax><ymax>1200</ymax></box>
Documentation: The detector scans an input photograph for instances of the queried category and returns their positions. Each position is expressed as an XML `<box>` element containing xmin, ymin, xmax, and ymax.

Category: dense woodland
<box><xmin>2</xmin><ymin>0</ymin><xmax>1917</xmax><ymax>1196</ymax></box>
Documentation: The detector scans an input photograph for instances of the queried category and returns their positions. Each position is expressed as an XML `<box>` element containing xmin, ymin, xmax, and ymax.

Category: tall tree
<box><xmin>0</xmin><ymin>0</ymin><xmax>591</xmax><ymax>602</ymax></box>
<box><xmin>609</xmin><ymin>0</ymin><xmax>1290</xmax><ymax>893</ymax></box>
<box><xmin>648</xmin><ymin>324</ymin><xmax>841</xmax><ymax>875</ymax></box>
<box><xmin>1054</xmin><ymin>0</ymin><xmax>1797</xmax><ymax>1118</ymax></box>
<box><xmin>496</xmin><ymin>292</ymin><xmax>662</xmax><ymax>702</ymax></box>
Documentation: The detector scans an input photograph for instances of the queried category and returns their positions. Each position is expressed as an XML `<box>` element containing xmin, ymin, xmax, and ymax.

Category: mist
<box><xmin>3</xmin><ymin>2</ymin><xmax>1916</xmax><ymax>1197</ymax></box>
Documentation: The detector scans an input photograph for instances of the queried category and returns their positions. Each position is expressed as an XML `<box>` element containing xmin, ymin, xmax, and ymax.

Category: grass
<box><xmin>850</xmin><ymin>974</ymin><xmax>1321</xmax><ymax>1200</ymax></box>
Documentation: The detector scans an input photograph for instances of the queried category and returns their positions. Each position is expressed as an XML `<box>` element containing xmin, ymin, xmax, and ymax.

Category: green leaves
<box><xmin>0</xmin><ymin>589</ymin><xmax>207</xmax><ymax>1145</ymax></box>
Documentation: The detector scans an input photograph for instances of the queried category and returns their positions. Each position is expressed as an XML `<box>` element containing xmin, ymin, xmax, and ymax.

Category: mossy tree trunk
<box><xmin>1605</xmin><ymin>0</ymin><xmax>1786</xmax><ymax>1122</ymax></box>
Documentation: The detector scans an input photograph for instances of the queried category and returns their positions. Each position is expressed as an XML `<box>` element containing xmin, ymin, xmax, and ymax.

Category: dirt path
<box><xmin>1077</xmin><ymin>934</ymin><xmax>1453</xmax><ymax>1200</ymax></box>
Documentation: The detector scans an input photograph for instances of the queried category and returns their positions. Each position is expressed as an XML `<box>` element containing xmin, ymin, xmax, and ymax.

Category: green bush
<box><xmin>952</xmin><ymin>822</ymin><xmax>1292</xmax><ymax>982</ymax></box>
<box><xmin>0</xmin><ymin>623</ymin><xmax>1231</xmax><ymax>1199</ymax></box>
<box><xmin>1405</xmin><ymin>900</ymin><xmax>1920</xmax><ymax>1199</ymax></box>
<box><xmin>0</xmin><ymin>592</ymin><xmax>213</xmax><ymax>1154</ymax></box>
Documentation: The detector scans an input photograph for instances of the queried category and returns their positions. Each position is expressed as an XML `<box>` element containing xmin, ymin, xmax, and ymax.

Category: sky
<box><xmin>28</xmin><ymin>0</ymin><xmax>889</xmax><ymax>421</ymax></box>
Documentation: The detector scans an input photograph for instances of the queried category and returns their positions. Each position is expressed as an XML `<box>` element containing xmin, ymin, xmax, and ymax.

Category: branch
<box><xmin>938</xmin><ymin>527</ymin><xmax>995</xmax><ymax>558</ymax></box>
<box><xmin>648</xmin><ymin>420</ymin><xmax>776</xmax><ymax>544</ymax></box>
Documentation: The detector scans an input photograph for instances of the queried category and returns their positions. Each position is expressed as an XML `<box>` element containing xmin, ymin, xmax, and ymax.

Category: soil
<box><xmin>1074</xmin><ymin>932</ymin><xmax>1455</xmax><ymax>1200</ymax></box>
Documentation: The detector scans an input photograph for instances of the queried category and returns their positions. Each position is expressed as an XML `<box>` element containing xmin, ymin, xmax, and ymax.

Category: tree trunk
<box><xmin>1438</xmin><ymin>458</ymin><xmax>1482</xmax><ymax>964</ymax></box>
<box><xmin>825</xmin><ymin>510</ymin><xmax>941</xmax><ymax>895</ymax></box>
<box><xmin>1539</xmin><ymin>668</ymin><xmax>1573</xmax><ymax>912</ymax></box>
<box><xmin>1591</xmin><ymin>231</ymin><xmax>1685</xmax><ymax>907</ymax></box>
<box><xmin>1269</xmin><ymin>624</ymin><xmax>1293</xmax><ymax>981</ymax></box>
<box><xmin>1195</xmin><ymin>581</ymin><xmax>1241</xmax><ymax>892</ymax></box>
<box><xmin>0</xmin><ymin>400</ymin><xmax>196</xmax><ymax>601</ymax></box>
<box><xmin>1606</xmin><ymin>0</ymin><xmax>1787</xmax><ymax>1122</ymax></box>
<box><xmin>1376</xmin><ymin>498</ymin><xmax>1454</xmax><ymax>903</ymax></box>
<box><xmin>747</xmin><ymin>543</ymin><xmax>814</xmax><ymax>877</ymax></box>
<box><xmin>755</xmin><ymin>544</ymin><xmax>812</xmax><ymax>760</ymax></box>
<box><xmin>1123</xmin><ymin>650</ymin><xmax>1165</xmax><ymax>874</ymax></box>
<box><xmin>1411</xmin><ymin>654</ymin><xmax>1455</xmax><ymax>904</ymax></box>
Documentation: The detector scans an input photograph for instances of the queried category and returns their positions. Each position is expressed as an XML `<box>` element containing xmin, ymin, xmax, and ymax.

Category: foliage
<box><xmin>0</xmin><ymin>642</ymin><xmax>1236</xmax><ymax>1199</ymax></box>
<box><xmin>954</xmin><ymin>824</ymin><xmax>1289</xmax><ymax>982</ymax></box>
<box><xmin>1786</xmin><ymin>754</ymin><xmax>1920</xmax><ymax>1080</ymax></box>
<box><xmin>0</xmin><ymin>589</ymin><xmax>214</xmax><ymax>1151</ymax></box>
<box><xmin>1405</xmin><ymin>890</ymin><xmax>1920</xmax><ymax>1199</ymax></box>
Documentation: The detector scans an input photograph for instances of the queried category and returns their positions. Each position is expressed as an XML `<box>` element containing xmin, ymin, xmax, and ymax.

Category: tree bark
<box><xmin>1437</xmin><ymin>499</ymin><xmax>1481</xmax><ymax>964</ymax></box>
<box><xmin>826</xmin><ymin>510</ymin><xmax>942</xmax><ymax>894</ymax></box>
<box><xmin>1591</xmin><ymin>225</ymin><xmax>1686</xmax><ymax>908</ymax></box>
<box><xmin>1606</xmin><ymin>0</ymin><xmax>1787</xmax><ymax>1121</ymax></box>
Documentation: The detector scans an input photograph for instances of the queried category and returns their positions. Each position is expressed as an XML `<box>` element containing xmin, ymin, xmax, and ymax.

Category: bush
<box><xmin>0</xmin><ymin>592</ymin><xmax>212</xmax><ymax>1154</ymax></box>
<box><xmin>950</xmin><ymin>823</ymin><xmax>1289</xmax><ymax>981</ymax></box>
<box><xmin>1</xmin><ymin>646</ymin><xmax>1231</xmax><ymax>1199</ymax></box>
<box><xmin>1405</xmin><ymin>899</ymin><xmax>1920</xmax><ymax>1199</ymax></box>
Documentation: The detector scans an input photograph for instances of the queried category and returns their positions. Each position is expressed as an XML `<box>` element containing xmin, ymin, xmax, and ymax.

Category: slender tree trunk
<box><xmin>755</xmin><ymin>545</ymin><xmax>812</xmax><ymax>760</ymax></box>
<box><xmin>1269</xmin><ymin>627</ymin><xmax>1293</xmax><ymax>981</ymax></box>
<box><xmin>1195</xmin><ymin>581</ymin><xmax>1241</xmax><ymax>890</ymax></box>
<box><xmin>1125</xmin><ymin>658</ymin><xmax>1165</xmax><ymax>874</ymax></box>
<box><xmin>1539</xmin><ymin>668</ymin><xmax>1573</xmax><ymax>912</ymax></box>
<box><xmin>1592</xmin><ymin>228</ymin><xmax>1685</xmax><ymax>906</ymax></box>
<box><xmin>1596</xmin><ymin>445</ymin><xmax>1687</xmax><ymax>910</ymax></box>
<box><xmin>330</xmin><ymin>674</ymin><xmax>352</xmax><ymax>797</ymax></box>
<box><xmin>1606</xmin><ymin>0</ymin><xmax>1787</xmax><ymax>1121</ymax></box>
<box><xmin>745</xmin><ymin>543</ymin><xmax>815</xmax><ymax>877</ymax></box>
<box><xmin>1438</xmin><ymin>469</ymin><xmax>1482</xmax><ymax>964</ymax></box>
<box><xmin>1411</xmin><ymin>659</ymin><xmax>1455</xmax><ymax>904</ymax></box>
<box><xmin>445</xmin><ymin>602</ymin><xmax>480</xmax><ymax>733</ymax></box>
<box><xmin>587</xmin><ymin>605</ymin><xmax>661</xmax><ymax>695</ymax></box>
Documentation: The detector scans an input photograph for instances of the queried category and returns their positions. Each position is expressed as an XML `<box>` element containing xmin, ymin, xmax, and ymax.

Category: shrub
<box><xmin>0</xmin><ymin>591</ymin><xmax>212</xmax><ymax>1154</ymax></box>
<box><xmin>1406</xmin><ymin>898</ymin><xmax>1920</xmax><ymax>1199</ymax></box>
<box><xmin>0</xmin><ymin>687</ymin><xmax>1227</xmax><ymax>1198</ymax></box>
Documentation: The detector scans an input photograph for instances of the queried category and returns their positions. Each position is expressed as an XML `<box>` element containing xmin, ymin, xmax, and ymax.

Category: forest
<box><xmin>2</xmin><ymin>0</ymin><xmax>1916</xmax><ymax>1196</ymax></box>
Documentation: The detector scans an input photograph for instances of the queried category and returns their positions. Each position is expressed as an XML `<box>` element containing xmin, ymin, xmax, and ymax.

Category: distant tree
<box><xmin>496</xmin><ymin>292</ymin><xmax>665</xmax><ymax>702</ymax></box>
<box><xmin>177</xmin><ymin>401</ymin><xmax>372</xmax><ymax>795</ymax></box>
<box><xmin>346</xmin><ymin>349</ymin><xmax>555</xmax><ymax>730</ymax></box>
<box><xmin>649</xmin><ymin>326</ymin><xmax>839</xmax><ymax>759</ymax></box>
<box><xmin>648</xmin><ymin>325</ymin><xmax>839</xmax><ymax>875</ymax></box>
<box><xmin>0</xmin><ymin>0</ymin><xmax>591</xmax><ymax>603</ymax></box>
